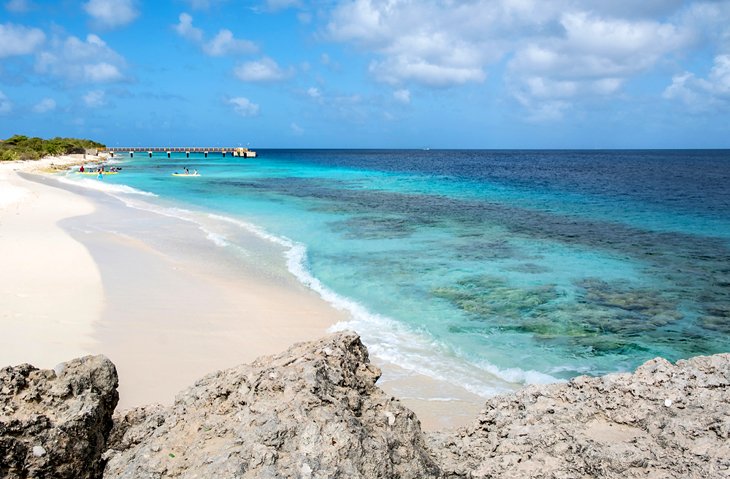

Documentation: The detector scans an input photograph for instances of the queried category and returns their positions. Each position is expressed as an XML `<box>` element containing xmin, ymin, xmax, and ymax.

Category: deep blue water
<box><xmin>62</xmin><ymin>149</ymin><xmax>730</xmax><ymax>396</ymax></box>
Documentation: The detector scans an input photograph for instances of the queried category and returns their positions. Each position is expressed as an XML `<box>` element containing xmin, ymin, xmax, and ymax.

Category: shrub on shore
<box><xmin>0</xmin><ymin>134</ymin><xmax>105</xmax><ymax>161</ymax></box>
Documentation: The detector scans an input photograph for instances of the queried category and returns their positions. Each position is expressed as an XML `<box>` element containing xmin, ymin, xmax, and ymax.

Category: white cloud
<box><xmin>327</xmin><ymin>0</ymin><xmax>495</xmax><ymax>87</ymax></box>
<box><xmin>174</xmin><ymin>13</ymin><xmax>203</xmax><ymax>42</ymax></box>
<box><xmin>325</xmin><ymin>0</ymin><xmax>718</xmax><ymax>118</ymax></box>
<box><xmin>228</xmin><ymin>97</ymin><xmax>260</xmax><ymax>116</ymax></box>
<box><xmin>393</xmin><ymin>88</ymin><xmax>410</xmax><ymax>104</ymax></box>
<box><xmin>203</xmin><ymin>29</ymin><xmax>257</xmax><ymax>56</ymax></box>
<box><xmin>83</xmin><ymin>62</ymin><xmax>122</xmax><ymax>82</ymax></box>
<box><xmin>32</xmin><ymin>97</ymin><xmax>56</xmax><ymax>113</ymax></box>
<box><xmin>510</xmin><ymin>12</ymin><xmax>688</xmax><ymax>80</ymax></box>
<box><xmin>664</xmin><ymin>54</ymin><xmax>730</xmax><ymax>111</ymax></box>
<box><xmin>234</xmin><ymin>57</ymin><xmax>290</xmax><ymax>82</ymax></box>
<box><xmin>35</xmin><ymin>33</ymin><xmax>126</xmax><ymax>84</ymax></box>
<box><xmin>0</xmin><ymin>22</ymin><xmax>45</xmax><ymax>57</ymax></box>
<box><xmin>505</xmin><ymin>10</ymin><xmax>692</xmax><ymax>118</ymax></box>
<box><xmin>83</xmin><ymin>89</ymin><xmax>106</xmax><ymax>107</ymax></box>
<box><xmin>370</xmin><ymin>57</ymin><xmax>485</xmax><ymax>87</ymax></box>
<box><xmin>83</xmin><ymin>0</ymin><xmax>138</xmax><ymax>28</ymax></box>
<box><xmin>307</xmin><ymin>87</ymin><xmax>321</xmax><ymax>98</ymax></box>
<box><xmin>5</xmin><ymin>0</ymin><xmax>31</xmax><ymax>13</ymax></box>
<box><xmin>175</xmin><ymin>13</ymin><xmax>256</xmax><ymax>57</ymax></box>
<box><xmin>0</xmin><ymin>90</ymin><xmax>12</xmax><ymax>114</ymax></box>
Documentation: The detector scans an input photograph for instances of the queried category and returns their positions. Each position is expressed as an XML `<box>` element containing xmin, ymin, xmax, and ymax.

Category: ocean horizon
<box><xmin>60</xmin><ymin>148</ymin><xmax>730</xmax><ymax>399</ymax></box>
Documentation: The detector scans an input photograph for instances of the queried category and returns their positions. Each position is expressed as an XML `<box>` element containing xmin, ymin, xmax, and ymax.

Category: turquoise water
<box><xmin>61</xmin><ymin>150</ymin><xmax>730</xmax><ymax>396</ymax></box>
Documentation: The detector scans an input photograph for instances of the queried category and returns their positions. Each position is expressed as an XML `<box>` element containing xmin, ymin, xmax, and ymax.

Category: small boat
<box><xmin>172</xmin><ymin>172</ymin><xmax>201</xmax><ymax>177</ymax></box>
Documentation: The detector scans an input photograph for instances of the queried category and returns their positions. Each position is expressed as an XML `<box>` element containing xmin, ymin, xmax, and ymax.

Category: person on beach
<box><xmin>79</xmin><ymin>165</ymin><xmax>85</xmax><ymax>172</ymax></box>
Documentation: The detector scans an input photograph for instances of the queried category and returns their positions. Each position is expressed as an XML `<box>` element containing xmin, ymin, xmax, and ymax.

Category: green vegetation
<box><xmin>0</xmin><ymin>135</ymin><xmax>105</xmax><ymax>161</ymax></box>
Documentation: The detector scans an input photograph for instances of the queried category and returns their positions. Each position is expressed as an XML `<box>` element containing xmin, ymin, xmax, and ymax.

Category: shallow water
<box><xmin>61</xmin><ymin>149</ymin><xmax>730</xmax><ymax>396</ymax></box>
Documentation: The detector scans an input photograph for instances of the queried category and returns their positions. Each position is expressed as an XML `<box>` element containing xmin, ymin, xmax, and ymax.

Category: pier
<box><xmin>102</xmin><ymin>147</ymin><xmax>256</xmax><ymax>158</ymax></box>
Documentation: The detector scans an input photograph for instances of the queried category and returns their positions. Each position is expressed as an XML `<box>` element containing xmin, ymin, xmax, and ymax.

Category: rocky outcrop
<box><xmin>3</xmin><ymin>334</ymin><xmax>729</xmax><ymax>479</ymax></box>
<box><xmin>102</xmin><ymin>332</ymin><xmax>440</xmax><ymax>479</ymax></box>
<box><xmin>429</xmin><ymin>354</ymin><xmax>730</xmax><ymax>479</ymax></box>
<box><xmin>0</xmin><ymin>355</ymin><xmax>119</xmax><ymax>479</ymax></box>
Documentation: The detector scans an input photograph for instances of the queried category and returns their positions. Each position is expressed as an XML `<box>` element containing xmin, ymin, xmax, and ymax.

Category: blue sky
<box><xmin>1</xmin><ymin>0</ymin><xmax>729</xmax><ymax>148</ymax></box>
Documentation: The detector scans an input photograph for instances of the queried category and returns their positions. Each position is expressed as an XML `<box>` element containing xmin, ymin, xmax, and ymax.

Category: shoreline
<box><xmin>1</xmin><ymin>157</ymin><xmax>485</xmax><ymax>430</ymax></box>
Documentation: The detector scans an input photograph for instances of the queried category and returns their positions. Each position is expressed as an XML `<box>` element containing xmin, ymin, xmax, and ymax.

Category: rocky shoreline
<box><xmin>2</xmin><ymin>332</ymin><xmax>728</xmax><ymax>478</ymax></box>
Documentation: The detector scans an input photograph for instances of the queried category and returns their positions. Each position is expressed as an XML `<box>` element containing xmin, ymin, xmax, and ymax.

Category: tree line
<box><xmin>0</xmin><ymin>135</ymin><xmax>106</xmax><ymax>161</ymax></box>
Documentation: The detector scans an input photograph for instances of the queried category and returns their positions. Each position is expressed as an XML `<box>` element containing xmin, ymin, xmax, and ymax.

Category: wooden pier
<box><xmin>101</xmin><ymin>147</ymin><xmax>256</xmax><ymax>158</ymax></box>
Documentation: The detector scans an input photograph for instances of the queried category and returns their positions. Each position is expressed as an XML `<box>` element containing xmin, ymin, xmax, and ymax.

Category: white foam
<box><xmin>57</xmin><ymin>176</ymin><xmax>158</xmax><ymax>197</ymax></box>
<box><xmin>205</xmin><ymin>230</ymin><xmax>229</xmax><ymax>247</ymax></box>
<box><xmin>207</xmin><ymin>213</ymin><xmax>560</xmax><ymax>398</ymax></box>
<box><xmin>398</xmin><ymin>396</ymin><xmax>462</xmax><ymax>402</ymax></box>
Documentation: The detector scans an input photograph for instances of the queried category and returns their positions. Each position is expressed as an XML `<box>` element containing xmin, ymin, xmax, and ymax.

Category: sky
<box><xmin>1</xmin><ymin>0</ymin><xmax>729</xmax><ymax>149</ymax></box>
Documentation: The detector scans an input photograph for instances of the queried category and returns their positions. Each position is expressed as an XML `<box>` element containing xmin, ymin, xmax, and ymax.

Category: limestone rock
<box><xmin>429</xmin><ymin>354</ymin><xmax>730</xmax><ymax>479</ymax></box>
<box><xmin>103</xmin><ymin>332</ymin><xmax>440</xmax><ymax>479</ymax></box>
<box><xmin>0</xmin><ymin>355</ymin><xmax>119</xmax><ymax>479</ymax></box>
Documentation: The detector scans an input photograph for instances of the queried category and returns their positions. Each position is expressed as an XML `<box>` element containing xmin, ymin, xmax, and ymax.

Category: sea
<box><xmin>60</xmin><ymin>149</ymin><xmax>730</xmax><ymax>397</ymax></box>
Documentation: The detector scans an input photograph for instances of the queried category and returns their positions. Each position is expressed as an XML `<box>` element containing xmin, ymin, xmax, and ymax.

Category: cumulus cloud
<box><xmin>83</xmin><ymin>0</ymin><xmax>138</xmax><ymax>28</ymax></box>
<box><xmin>370</xmin><ymin>57</ymin><xmax>485</xmax><ymax>87</ymax></box>
<box><xmin>174</xmin><ymin>13</ymin><xmax>257</xmax><ymax>57</ymax></box>
<box><xmin>203</xmin><ymin>29</ymin><xmax>257</xmax><ymax>56</ymax></box>
<box><xmin>228</xmin><ymin>97</ymin><xmax>260</xmax><ymax>116</ymax></box>
<box><xmin>325</xmin><ymin>0</ymin><xmax>712</xmax><ymax>118</ymax></box>
<box><xmin>510</xmin><ymin>12</ymin><xmax>688</xmax><ymax>80</ymax></box>
<box><xmin>505</xmin><ymin>10</ymin><xmax>692</xmax><ymax>118</ymax></box>
<box><xmin>393</xmin><ymin>88</ymin><xmax>410</xmax><ymax>104</ymax></box>
<box><xmin>307</xmin><ymin>87</ymin><xmax>321</xmax><ymax>99</ymax></box>
<box><xmin>174</xmin><ymin>13</ymin><xmax>203</xmax><ymax>42</ymax></box>
<box><xmin>83</xmin><ymin>62</ymin><xmax>122</xmax><ymax>82</ymax></box>
<box><xmin>326</xmin><ymin>0</ymin><xmax>495</xmax><ymax>87</ymax></box>
<box><xmin>0</xmin><ymin>22</ymin><xmax>45</xmax><ymax>57</ymax></box>
<box><xmin>664</xmin><ymin>54</ymin><xmax>730</xmax><ymax>110</ymax></box>
<box><xmin>0</xmin><ymin>90</ymin><xmax>12</xmax><ymax>114</ymax></box>
<box><xmin>234</xmin><ymin>57</ymin><xmax>290</xmax><ymax>82</ymax></box>
<box><xmin>35</xmin><ymin>33</ymin><xmax>126</xmax><ymax>84</ymax></box>
<box><xmin>83</xmin><ymin>89</ymin><xmax>106</xmax><ymax>107</ymax></box>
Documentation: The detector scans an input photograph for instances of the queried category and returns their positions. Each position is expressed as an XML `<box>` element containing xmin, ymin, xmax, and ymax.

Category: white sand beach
<box><xmin>0</xmin><ymin>157</ymin><xmax>483</xmax><ymax>429</ymax></box>
<box><xmin>0</xmin><ymin>156</ymin><xmax>103</xmax><ymax>368</ymax></box>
